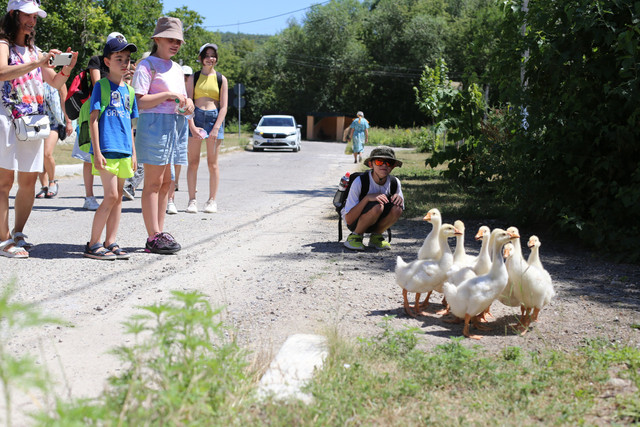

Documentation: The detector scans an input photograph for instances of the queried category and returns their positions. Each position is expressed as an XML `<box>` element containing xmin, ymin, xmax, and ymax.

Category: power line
<box><xmin>203</xmin><ymin>1</ymin><xmax>331</xmax><ymax>29</ymax></box>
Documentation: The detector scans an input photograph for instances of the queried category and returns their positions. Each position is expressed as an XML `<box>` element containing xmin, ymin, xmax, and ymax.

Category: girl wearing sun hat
<box><xmin>131</xmin><ymin>16</ymin><xmax>194</xmax><ymax>254</ymax></box>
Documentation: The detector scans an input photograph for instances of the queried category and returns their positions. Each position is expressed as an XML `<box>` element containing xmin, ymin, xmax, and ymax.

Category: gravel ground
<box><xmin>1</xmin><ymin>141</ymin><xmax>639</xmax><ymax>422</ymax></box>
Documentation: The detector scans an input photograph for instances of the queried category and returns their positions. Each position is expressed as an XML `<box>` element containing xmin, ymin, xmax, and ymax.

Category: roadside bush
<box><xmin>367</xmin><ymin>127</ymin><xmax>436</xmax><ymax>151</ymax></box>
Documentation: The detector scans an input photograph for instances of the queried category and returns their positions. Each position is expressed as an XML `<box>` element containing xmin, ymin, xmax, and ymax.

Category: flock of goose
<box><xmin>395</xmin><ymin>208</ymin><xmax>555</xmax><ymax>340</ymax></box>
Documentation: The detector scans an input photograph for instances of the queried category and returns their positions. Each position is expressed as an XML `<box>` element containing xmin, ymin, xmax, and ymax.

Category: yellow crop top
<box><xmin>193</xmin><ymin>72</ymin><xmax>220</xmax><ymax>101</ymax></box>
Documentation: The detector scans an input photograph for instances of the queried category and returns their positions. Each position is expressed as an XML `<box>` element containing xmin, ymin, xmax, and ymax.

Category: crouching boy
<box><xmin>84</xmin><ymin>35</ymin><xmax>138</xmax><ymax>259</ymax></box>
<box><xmin>343</xmin><ymin>146</ymin><xmax>404</xmax><ymax>250</ymax></box>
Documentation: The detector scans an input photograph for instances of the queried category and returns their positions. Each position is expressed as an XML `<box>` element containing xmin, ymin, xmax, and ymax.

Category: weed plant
<box><xmin>0</xmin><ymin>282</ymin><xmax>61</xmax><ymax>427</ymax></box>
<box><xmin>39</xmin><ymin>291</ymin><xmax>253</xmax><ymax>425</ymax></box>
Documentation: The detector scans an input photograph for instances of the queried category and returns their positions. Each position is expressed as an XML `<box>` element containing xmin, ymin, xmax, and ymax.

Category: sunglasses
<box><xmin>373</xmin><ymin>159</ymin><xmax>395</xmax><ymax>167</ymax></box>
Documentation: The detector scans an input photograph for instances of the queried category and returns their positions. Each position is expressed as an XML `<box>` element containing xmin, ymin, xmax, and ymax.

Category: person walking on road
<box><xmin>0</xmin><ymin>0</ymin><xmax>77</xmax><ymax>258</ymax></box>
<box><xmin>347</xmin><ymin>111</ymin><xmax>369</xmax><ymax>163</ymax></box>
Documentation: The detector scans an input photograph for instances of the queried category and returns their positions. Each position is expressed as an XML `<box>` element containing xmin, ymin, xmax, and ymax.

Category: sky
<box><xmin>161</xmin><ymin>0</ymin><xmax>332</xmax><ymax>35</ymax></box>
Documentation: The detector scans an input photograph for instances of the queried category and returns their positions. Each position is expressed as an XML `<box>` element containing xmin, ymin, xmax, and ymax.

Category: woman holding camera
<box><xmin>0</xmin><ymin>0</ymin><xmax>77</xmax><ymax>258</ymax></box>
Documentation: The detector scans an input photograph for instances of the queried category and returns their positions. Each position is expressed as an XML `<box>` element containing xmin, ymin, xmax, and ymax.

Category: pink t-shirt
<box><xmin>132</xmin><ymin>56</ymin><xmax>186</xmax><ymax>114</ymax></box>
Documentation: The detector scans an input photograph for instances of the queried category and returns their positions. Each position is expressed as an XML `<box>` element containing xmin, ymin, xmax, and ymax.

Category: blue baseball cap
<box><xmin>103</xmin><ymin>34</ymin><xmax>137</xmax><ymax>56</ymax></box>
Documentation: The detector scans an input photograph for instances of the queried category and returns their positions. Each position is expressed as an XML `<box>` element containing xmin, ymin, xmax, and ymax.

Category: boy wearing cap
<box><xmin>83</xmin><ymin>36</ymin><xmax>138</xmax><ymax>259</ymax></box>
<box><xmin>342</xmin><ymin>146</ymin><xmax>404</xmax><ymax>250</ymax></box>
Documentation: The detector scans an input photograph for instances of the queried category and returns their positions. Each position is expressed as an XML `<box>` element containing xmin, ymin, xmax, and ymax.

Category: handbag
<box><xmin>13</xmin><ymin>114</ymin><xmax>51</xmax><ymax>141</ymax></box>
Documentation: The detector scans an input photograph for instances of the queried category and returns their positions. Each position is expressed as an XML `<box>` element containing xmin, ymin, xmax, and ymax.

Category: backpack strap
<box><xmin>357</xmin><ymin>172</ymin><xmax>370</xmax><ymax>202</ymax></box>
<box><xmin>193</xmin><ymin>70</ymin><xmax>223</xmax><ymax>94</ymax></box>
<box><xmin>98</xmin><ymin>78</ymin><xmax>135</xmax><ymax>117</ymax></box>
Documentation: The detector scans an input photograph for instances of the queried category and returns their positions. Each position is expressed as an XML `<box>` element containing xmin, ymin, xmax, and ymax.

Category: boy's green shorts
<box><xmin>91</xmin><ymin>156</ymin><xmax>134</xmax><ymax>179</ymax></box>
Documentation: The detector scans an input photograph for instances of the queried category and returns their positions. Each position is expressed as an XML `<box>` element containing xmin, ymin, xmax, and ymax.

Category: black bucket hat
<box><xmin>364</xmin><ymin>146</ymin><xmax>403</xmax><ymax>168</ymax></box>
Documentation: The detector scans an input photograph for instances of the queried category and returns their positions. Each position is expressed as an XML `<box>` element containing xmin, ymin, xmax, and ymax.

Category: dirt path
<box><xmin>2</xmin><ymin>141</ymin><xmax>639</xmax><ymax>422</ymax></box>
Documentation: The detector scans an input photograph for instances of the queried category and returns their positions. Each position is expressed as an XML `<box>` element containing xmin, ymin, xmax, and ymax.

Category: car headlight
<box><xmin>254</xmin><ymin>131</ymin><xmax>262</xmax><ymax>136</ymax></box>
<box><xmin>286</xmin><ymin>131</ymin><xmax>296</xmax><ymax>136</ymax></box>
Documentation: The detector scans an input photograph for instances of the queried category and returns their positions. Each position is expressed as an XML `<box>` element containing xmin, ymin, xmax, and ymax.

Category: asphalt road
<box><xmin>1</xmin><ymin>140</ymin><xmax>371</xmax><ymax>405</ymax></box>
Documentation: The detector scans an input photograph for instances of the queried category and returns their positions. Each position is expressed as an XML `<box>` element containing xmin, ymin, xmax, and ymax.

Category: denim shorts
<box><xmin>135</xmin><ymin>113</ymin><xmax>188</xmax><ymax>166</ymax></box>
<box><xmin>189</xmin><ymin>107</ymin><xmax>224</xmax><ymax>139</ymax></box>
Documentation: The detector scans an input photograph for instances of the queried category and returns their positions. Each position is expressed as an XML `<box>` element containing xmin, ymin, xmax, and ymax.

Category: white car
<box><xmin>252</xmin><ymin>115</ymin><xmax>302</xmax><ymax>152</ymax></box>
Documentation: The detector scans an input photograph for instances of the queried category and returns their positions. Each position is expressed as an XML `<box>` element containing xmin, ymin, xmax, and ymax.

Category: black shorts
<box><xmin>347</xmin><ymin>201</ymin><xmax>395</xmax><ymax>233</ymax></box>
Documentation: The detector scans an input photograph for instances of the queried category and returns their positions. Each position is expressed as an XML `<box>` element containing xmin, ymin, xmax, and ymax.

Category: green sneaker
<box><xmin>368</xmin><ymin>233</ymin><xmax>391</xmax><ymax>250</ymax></box>
<box><xmin>344</xmin><ymin>233</ymin><xmax>365</xmax><ymax>251</ymax></box>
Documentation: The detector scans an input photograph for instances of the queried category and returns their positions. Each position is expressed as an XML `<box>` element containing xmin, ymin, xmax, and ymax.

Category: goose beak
<box><xmin>423</xmin><ymin>212</ymin><xmax>431</xmax><ymax>221</ymax></box>
<box><xmin>508</xmin><ymin>231</ymin><xmax>520</xmax><ymax>239</ymax></box>
<box><xmin>474</xmin><ymin>231</ymin><xmax>483</xmax><ymax>240</ymax></box>
<box><xmin>453</xmin><ymin>227</ymin><xmax>463</xmax><ymax>236</ymax></box>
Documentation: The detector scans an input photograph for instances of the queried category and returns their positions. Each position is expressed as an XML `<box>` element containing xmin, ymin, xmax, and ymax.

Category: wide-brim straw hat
<box><xmin>364</xmin><ymin>146</ymin><xmax>403</xmax><ymax>168</ymax></box>
<box><xmin>151</xmin><ymin>16</ymin><xmax>184</xmax><ymax>42</ymax></box>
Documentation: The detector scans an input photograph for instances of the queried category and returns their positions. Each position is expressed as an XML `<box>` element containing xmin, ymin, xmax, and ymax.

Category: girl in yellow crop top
<box><xmin>185</xmin><ymin>43</ymin><xmax>228</xmax><ymax>214</ymax></box>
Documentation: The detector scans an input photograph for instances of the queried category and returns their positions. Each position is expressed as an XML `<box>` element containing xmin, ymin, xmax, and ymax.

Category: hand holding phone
<box><xmin>49</xmin><ymin>53</ymin><xmax>73</xmax><ymax>67</ymax></box>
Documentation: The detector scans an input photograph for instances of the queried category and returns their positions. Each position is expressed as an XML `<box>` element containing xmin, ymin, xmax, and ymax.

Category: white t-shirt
<box><xmin>131</xmin><ymin>55</ymin><xmax>186</xmax><ymax>114</ymax></box>
<box><xmin>342</xmin><ymin>170</ymin><xmax>404</xmax><ymax>220</ymax></box>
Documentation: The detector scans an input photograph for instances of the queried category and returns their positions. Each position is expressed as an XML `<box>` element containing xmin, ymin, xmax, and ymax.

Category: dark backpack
<box><xmin>193</xmin><ymin>70</ymin><xmax>223</xmax><ymax>92</ymax></box>
<box><xmin>333</xmin><ymin>171</ymin><xmax>398</xmax><ymax>241</ymax></box>
<box><xmin>64</xmin><ymin>69</ymin><xmax>92</xmax><ymax>120</ymax></box>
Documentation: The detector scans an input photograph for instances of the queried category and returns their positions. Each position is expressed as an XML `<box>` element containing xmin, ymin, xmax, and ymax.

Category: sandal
<box><xmin>104</xmin><ymin>242</ymin><xmax>130</xmax><ymax>260</ymax></box>
<box><xmin>35</xmin><ymin>186</ymin><xmax>48</xmax><ymax>199</ymax></box>
<box><xmin>11</xmin><ymin>231</ymin><xmax>34</xmax><ymax>251</ymax></box>
<box><xmin>0</xmin><ymin>239</ymin><xmax>28</xmax><ymax>258</ymax></box>
<box><xmin>83</xmin><ymin>242</ymin><xmax>116</xmax><ymax>260</ymax></box>
<box><xmin>45</xmin><ymin>180</ymin><xmax>58</xmax><ymax>198</ymax></box>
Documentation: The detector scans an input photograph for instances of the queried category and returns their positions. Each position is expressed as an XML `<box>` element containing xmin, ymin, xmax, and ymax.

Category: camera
<box><xmin>49</xmin><ymin>53</ymin><xmax>73</xmax><ymax>67</ymax></box>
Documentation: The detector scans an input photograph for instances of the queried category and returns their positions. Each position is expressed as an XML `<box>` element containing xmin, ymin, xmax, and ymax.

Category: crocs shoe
<box><xmin>368</xmin><ymin>233</ymin><xmax>391</xmax><ymax>250</ymax></box>
<box><xmin>344</xmin><ymin>233</ymin><xmax>365</xmax><ymax>251</ymax></box>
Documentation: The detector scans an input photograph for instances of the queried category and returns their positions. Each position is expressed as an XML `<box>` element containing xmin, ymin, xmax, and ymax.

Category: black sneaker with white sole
<box><xmin>145</xmin><ymin>232</ymin><xmax>181</xmax><ymax>254</ymax></box>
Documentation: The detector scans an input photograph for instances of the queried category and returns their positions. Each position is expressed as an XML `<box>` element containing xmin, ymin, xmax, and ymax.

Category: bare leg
<box><xmin>14</xmin><ymin>172</ymin><xmax>38</xmax><ymax>234</ymax></box>
<box><xmin>89</xmin><ymin>171</ymin><xmax>121</xmax><ymax>246</ymax></box>
<box><xmin>187</xmin><ymin>136</ymin><xmax>201</xmax><ymax>202</ymax></box>
<box><xmin>141</xmin><ymin>164</ymin><xmax>171</xmax><ymax>237</ymax></box>
<box><xmin>0</xmin><ymin>168</ymin><xmax>14</xmax><ymax>242</ymax></box>
<box><xmin>206</xmin><ymin>136</ymin><xmax>222</xmax><ymax>201</ymax></box>
<box><xmin>83</xmin><ymin>162</ymin><xmax>95</xmax><ymax>197</ymax></box>
<box><xmin>42</xmin><ymin>130</ymin><xmax>58</xmax><ymax>190</ymax></box>
<box><xmin>168</xmin><ymin>164</ymin><xmax>181</xmax><ymax>202</ymax></box>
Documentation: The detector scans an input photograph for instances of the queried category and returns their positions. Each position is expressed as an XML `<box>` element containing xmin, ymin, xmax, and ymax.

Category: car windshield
<box><xmin>261</xmin><ymin>117</ymin><xmax>294</xmax><ymax>127</ymax></box>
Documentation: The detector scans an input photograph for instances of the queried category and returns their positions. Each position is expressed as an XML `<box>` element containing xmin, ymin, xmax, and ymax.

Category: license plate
<box><xmin>267</xmin><ymin>139</ymin><xmax>284</xmax><ymax>143</ymax></box>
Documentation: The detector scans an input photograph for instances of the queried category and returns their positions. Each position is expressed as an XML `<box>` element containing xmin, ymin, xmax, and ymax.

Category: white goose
<box><xmin>417</xmin><ymin>208</ymin><xmax>442</xmax><ymax>260</ymax></box>
<box><xmin>452</xmin><ymin>220</ymin><xmax>477</xmax><ymax>267</ymax></box>
<box><xmin>508</xmin><ymin>234</ymin><xmax>555</xmax><ymax>334</ymax></box>
<box><xmin>441</xmin><ymin>226</ymin><xmax>491</xmax><ymax>315</ymax></box>
<box><xmin>522</xmin><ymin>235</ymin><xmax>555</xmax><ymax>326</ymax></box>
<box><xmin>442</xmin><ymin>228</ymin><xmax>518</xmax><ymax>339</ymax></box>
<box><xmin>396</xmin><ymin>224</ymin><xmax>460</xmax><ymax>317</ymax></box>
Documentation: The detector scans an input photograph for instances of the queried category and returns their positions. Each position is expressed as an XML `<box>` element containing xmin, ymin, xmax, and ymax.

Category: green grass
<box><xmin>0</xmin><ymin>286</ymin><xmax>636</xmax><ymax>425</ymax></box>
<box><xmin>382</xmin><ymin>149</ymin><xmax>508</xmax><ymax>219</ymax></box>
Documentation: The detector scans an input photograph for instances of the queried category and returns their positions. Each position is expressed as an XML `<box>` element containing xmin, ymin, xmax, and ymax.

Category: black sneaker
<box><xmin>145</xmin><ymin>232</ymin><xmax>181</xmax><ymax>254</ymax></box>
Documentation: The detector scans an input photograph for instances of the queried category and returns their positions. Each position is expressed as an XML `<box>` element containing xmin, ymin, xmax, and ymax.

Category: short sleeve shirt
<box><xmin>131</xmin><ymin>56</ymin><xmax>186</xmax><ymax>114</ymax></box>
<box><xmin>342</xmin><ymin>170</ymin><xmax>404</xmax><ymax>219</ymax></box>
<box><xmin>88</xmin><ymin>79</ymin><xmax>138</xmax><ymax>157</ymax></box>
<box><xmin>87</xmin><ymin>55</ymin><xmax>109</xmax><ymax>79</ymax></box>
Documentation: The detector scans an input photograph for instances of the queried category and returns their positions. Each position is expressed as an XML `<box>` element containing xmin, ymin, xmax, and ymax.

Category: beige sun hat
<box><xmin>151</xmin><ymin>16</ymin><xmax>184</xmax><ymax>42</ymax></box>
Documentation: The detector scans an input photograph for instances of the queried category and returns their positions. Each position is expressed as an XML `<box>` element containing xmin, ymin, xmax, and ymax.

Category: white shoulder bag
<box><xmin>13</xmin><ymin>114</ymin><xmax>50</xmax><ymax>141</ymax></box>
